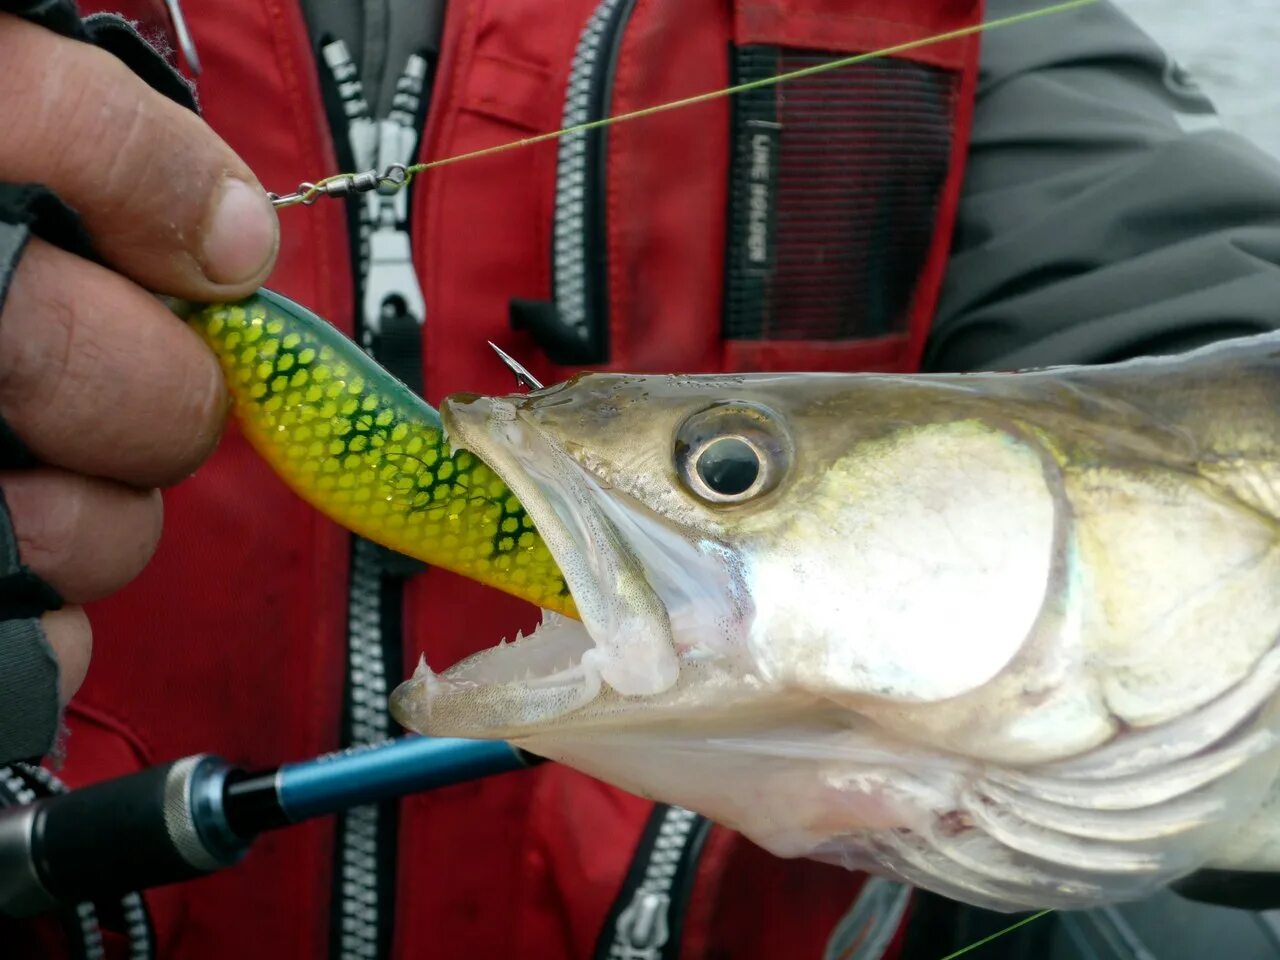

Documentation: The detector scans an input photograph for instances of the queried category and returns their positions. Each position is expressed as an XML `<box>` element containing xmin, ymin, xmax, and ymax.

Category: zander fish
<box><xmin>185</xmin><ymin>292</ymin><xmax>1280</xmax><ymax>912</ymax></box>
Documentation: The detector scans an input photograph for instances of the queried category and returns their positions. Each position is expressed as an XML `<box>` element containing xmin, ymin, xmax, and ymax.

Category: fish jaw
<box><xmin>447</xmin><ymin>391</ymin><xmax>679</xmax><ymax>696</ymax></box>
<box><xmin>389</xmin><ymin>613</ymin><xmax>606</xmax><ymax>735</ymax></box>
<box><xmin>390</xmin><ymin>390</ymin><xmax>756</xmax><ymax>735</ymax></box>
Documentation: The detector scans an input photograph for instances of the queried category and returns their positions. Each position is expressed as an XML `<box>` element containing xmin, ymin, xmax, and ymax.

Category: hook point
<box><xmin>488</xmin><ymin>341</ymin><xmax>544</xmax><ymax>391</ymax></box>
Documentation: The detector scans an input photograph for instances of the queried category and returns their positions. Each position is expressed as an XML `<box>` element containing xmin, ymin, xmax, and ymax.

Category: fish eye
<box><xmin>675</xmin><ymin>402</ymin><xmax>790</xmax><ymax>505</ymax></box>
<box><xmin>695</xmin><ymin>436</ymin><xmax>761</xmax><ymax>496</ymax></box>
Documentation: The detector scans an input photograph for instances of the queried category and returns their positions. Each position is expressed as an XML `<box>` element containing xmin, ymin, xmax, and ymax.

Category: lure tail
<box><xmin>180</xmin><ymin>289</ymin><xmax>576</xmax><ymax>618</ymax></box>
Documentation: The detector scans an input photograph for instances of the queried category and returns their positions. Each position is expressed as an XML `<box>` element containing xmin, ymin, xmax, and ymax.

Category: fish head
<box><xmin>389</xmin><ymin>372</ymin><xmax>1072</xmax><ymax>830</ymax></box>
<box><xmin>390</xmin><ymin>363</ymin><xmax>1280</xmax><ymax>910</ymax></box>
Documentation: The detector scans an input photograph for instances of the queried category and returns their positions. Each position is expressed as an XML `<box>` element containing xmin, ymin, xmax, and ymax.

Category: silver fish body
<box><xmin>391</xmin><ymin>333</ymin><xmax>1280</xmax><ymax>911</ymax></box>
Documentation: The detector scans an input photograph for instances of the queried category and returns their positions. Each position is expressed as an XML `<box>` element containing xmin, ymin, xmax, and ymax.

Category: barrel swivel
<box><xmin>268</xmin><ymin>163</ymin><xmax>412</xmax><ymax>208</ymax></box>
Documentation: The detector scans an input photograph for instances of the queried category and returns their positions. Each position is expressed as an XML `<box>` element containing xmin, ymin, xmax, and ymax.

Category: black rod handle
<box><xmin>0</xmin><ymin>754</ymin><xmax>247</xmax><ymax>916</ymax></box>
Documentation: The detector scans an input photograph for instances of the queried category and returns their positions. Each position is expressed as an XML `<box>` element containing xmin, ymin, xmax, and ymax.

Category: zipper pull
<box><xmin>362</xmin><ymin>54</ymin><xmax>430</xmax><ymax>348</ymax></box>
<box><xmin>364</xmin><ymin>222</ymin><xmax>425</xmax><ymax>344</ymax></box>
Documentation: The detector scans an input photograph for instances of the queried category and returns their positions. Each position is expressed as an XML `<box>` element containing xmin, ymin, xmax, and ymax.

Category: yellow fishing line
<box><xmin>936</xmin><ymin>910</ymin><xmax>1053</xmax><ymax>959</ymax></box>
<box><xmin>274</xmin><ymin>0</ymin><xmax>1100</xmax><ymax>207</ymax></box>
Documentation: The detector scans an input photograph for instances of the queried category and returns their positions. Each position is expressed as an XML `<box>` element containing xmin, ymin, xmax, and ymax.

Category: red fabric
<box><xmin>25</xmin><ymin>1</ymin><xmax>982</xmax><ymax>957</ymax></box>
<box><xmin>903</xmin><ymin>24</ymin><xmax>983</xmax><ymax>373</ymax></box>
<box><xmin>735</xmin><ymin>0</ymin><xmax>984</xmax><ymax>70</ymax></box>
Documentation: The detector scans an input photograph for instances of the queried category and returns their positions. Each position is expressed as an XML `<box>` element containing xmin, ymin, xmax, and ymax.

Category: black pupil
<box><xmin>696</xmin><ymin>437</ymin><xmax>760</xmax><ymax>496</ymax></box>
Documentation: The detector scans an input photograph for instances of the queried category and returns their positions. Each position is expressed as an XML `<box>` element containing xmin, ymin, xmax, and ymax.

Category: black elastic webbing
<box><xmin>722</xmin><ymin>44</ymin><xmax>955</xmax><ymax>343</ymax></box>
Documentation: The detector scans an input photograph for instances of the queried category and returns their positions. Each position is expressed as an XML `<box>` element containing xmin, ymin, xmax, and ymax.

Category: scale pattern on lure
<box><xmin>184</xmin><ymin>290</ymin><xmax>575</xmax><ymax>618</ymax></box>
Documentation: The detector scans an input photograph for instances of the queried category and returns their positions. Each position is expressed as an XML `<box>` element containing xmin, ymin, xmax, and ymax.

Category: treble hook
<box><xmin>487</xmin><ymin>342</ymin><xmax>544</xmax><ymax>391</ymax></box>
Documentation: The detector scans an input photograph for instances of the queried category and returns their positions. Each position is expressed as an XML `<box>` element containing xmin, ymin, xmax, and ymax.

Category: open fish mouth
<box><xmin>390</xmin><ymin>392</ymin><xmax>721</xmax><ymax>737</ymax></box>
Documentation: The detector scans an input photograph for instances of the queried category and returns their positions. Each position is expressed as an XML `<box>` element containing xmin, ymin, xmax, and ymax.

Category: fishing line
<box><xmin>268</xmin><ymin>0</ymin><xmax>1101</xmax><ymax>207</ymax></box>
<box><xmin>936</xmin><ymin>909</ymin><xmax>1054</xmax><ymax>960</ymax></box>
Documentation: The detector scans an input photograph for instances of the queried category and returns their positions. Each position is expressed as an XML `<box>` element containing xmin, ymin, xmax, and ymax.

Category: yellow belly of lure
<box><xmin>183</xmin><ymin>290</ymin><xmax>575</xmax><ymax>619</ymax></box>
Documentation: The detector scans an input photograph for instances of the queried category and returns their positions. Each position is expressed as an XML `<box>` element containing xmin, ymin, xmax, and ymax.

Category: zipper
<box><xmin>319</xmin><ymin>36</ymin><xmax>432</xmax><ymax>960</ymax></box>
<box><xmin>549</xmin><ymin>0</ymin><xmax>638</xmax><ymax>363</ymax></box>
<box><xmin>361</xmin><ymin>53</ymin><xmax>429</xmax><ymax>346</ymax></box>
<box><xmin>336</xmin><ymin>537</ymin><xmax>395</xmax><ymax>960</ymax></box>
<box><xmin>594</xmin><ymin>804</ymin><xmax>711</xmax><ymax>960</ymax></box>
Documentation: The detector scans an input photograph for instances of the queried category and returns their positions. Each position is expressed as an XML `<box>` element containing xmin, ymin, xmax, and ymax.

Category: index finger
<box><xmin>0</xmin><ymin>13</ymin><xmax>279</xmax><ymax>298</ymax></box>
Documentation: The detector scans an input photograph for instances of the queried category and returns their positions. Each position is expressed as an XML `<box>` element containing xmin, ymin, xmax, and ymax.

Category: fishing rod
<box><xmin>0</xmin><ymin>736</ymin><xmax>541</xmax><ymax>916</ymax></box>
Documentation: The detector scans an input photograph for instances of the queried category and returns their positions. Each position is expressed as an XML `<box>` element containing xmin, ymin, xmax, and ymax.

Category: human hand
<box><xmin>0</xmin><ymin>11</ymin><xmax>278</xmax><ymax>758</ymax></box>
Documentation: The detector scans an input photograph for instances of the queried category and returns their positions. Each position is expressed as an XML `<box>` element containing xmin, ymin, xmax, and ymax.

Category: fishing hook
<box><xmin>488</xmin><ymin>342</ymin><xmax>544</xmax><ymax>391</ymax></box>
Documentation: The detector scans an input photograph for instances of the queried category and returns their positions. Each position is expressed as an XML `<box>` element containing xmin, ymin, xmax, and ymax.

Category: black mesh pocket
<box><xmin>723</xmin><ymin>46</ymin><xmax>958</xmax><ymax>342</ymax></box>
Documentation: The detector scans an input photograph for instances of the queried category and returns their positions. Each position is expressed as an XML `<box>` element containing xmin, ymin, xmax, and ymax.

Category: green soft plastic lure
<box><xmin>181</xmin><ymin>289</ymin><xmax>575</xmax><ymax>618</ymax></box>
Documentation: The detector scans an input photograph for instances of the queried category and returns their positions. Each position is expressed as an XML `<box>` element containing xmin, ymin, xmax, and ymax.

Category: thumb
<box><xmin>0</xmin><ymin>13</ymin><xmax>279</xmax><ymax>299</ymax></box>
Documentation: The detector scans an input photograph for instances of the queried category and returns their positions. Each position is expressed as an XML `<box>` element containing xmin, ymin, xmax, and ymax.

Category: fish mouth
<box><xmin>390</xmin><ymin>392</ymin><xmax>727</xmax><ymax>737</ymax></box>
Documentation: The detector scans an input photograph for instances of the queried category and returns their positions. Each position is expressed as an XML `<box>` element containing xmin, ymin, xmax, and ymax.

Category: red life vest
<box><xmin>25</xmin><ymin>0</ymin><xmax>983</xmax><ymax>956</ymax></box>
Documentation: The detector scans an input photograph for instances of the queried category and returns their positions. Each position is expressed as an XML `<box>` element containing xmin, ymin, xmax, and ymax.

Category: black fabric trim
<box><xmin>0</xmin><ymin>484</ymin><xmax>63</xmax><ymax>765</ymax></box>
<box><xmin>0</xmin><ymin>618</ymin><xmax>59</xmax><ymax>763</ymax></box>
<box><xmin>0</xmin><ymin>184</ymin><xmax>95</xmax><ymax>263</ymax></box>
<box><xmin>1172</xmin><ymin>869</ymin><xmax>1280</xmax><ymax>911</ymax></box>
<box><xmin>0</xmin><ymin>221</ymin><xmax>31</xmax><ymax>328</ymax></box>
<box><xmin>80</xmin><ymin>13</ymin><xmax>199</xmax><ymax>114</ymax></box>
<box><xmin>0</xmin><ymin>0</ymin><xmax>86</xmax><ymax>38</ymax></box>
<box><xmin>1</xmin><ymin>1</ymin><xmax>198</xmax><ymax>114</ymax></box>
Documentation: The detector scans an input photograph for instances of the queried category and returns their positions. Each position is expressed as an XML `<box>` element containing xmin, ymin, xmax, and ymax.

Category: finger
<box><xmin>0</xmin><ymin>238</ymin><xmax>228</xmax><ymax>487</ymax></box>
<box><xmin>42</xmin><ymin>605</ymin><xmax>91</xmax><ymax>705</ymax></box>
<box><xmin>0</xmin><ymin>468</ymin><xmax>163</xmax><ymax>604</ymax></box>
<box><xmin>0</xmin><ymin>13</ymin><xmax>279</xmax><ymax>297</ymax></box>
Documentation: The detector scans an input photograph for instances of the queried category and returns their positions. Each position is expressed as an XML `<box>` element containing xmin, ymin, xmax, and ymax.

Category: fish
<box><xmin>183</xmin><ymin>291</ymin><xmax>1280</xmax><ymax>912</ymax></box>
<box><xmin>382</xmin><ymin>331</ymin><xmax>1280</xmax><ymax>913</ymax></box>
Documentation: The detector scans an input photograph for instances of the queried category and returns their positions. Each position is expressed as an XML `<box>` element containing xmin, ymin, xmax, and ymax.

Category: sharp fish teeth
<box><xmin>442</xmin><ymin>425</ymin><xmax>464</xmax><ymax>458</ymax></box>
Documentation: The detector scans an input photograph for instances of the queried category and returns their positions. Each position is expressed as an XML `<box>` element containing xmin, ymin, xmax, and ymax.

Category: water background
<box><xmin>1113</xmin><ymin>0</ymin><xmax>1280</xmax><ymax>157</ymax></box>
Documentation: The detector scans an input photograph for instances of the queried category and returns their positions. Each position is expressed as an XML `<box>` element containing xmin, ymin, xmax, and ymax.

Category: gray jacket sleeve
<box><xmin>923</xmin><ymin>0</ymin><xmax>1280</xmax><ymax>372</ymax></box>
